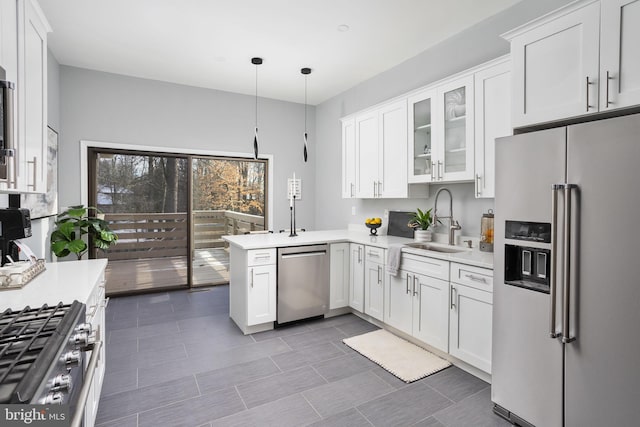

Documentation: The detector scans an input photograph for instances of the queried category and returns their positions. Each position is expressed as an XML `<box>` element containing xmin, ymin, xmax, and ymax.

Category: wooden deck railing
<box><xmin>99</xmin><ymin>210</ymin><xmax>264</xmax><ymax>261</ymax></box>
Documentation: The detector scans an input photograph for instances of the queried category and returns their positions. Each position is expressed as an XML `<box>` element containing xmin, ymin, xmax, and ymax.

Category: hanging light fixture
<box><xmin>301</xmin><ymin>67</ymin><xmax>311</xmax><ymax>162</ymax></box>
<box><xmin>251</xmin><ymin>57</ymin><xmax>263</xmax><ymax>159</ymax></box>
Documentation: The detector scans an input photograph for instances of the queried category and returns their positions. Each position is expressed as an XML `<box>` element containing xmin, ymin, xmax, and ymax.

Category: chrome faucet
<box><xmin>433</xmin><ymin>187</ymin><xmax>461</xmax><ymax>245</ymax></box>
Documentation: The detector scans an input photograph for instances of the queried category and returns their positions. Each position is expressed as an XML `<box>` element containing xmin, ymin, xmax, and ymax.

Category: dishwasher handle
<box><xmin>280</xmin><ymin>250</ymin><xmax>327</xmax><ymax>259</ymax></box>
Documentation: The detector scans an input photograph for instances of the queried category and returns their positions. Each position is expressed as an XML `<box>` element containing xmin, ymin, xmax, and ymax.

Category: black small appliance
<box><xmin>0</xmin><ymin>207</ymin><xmax>32</xmax><ymax>265</ymax></box>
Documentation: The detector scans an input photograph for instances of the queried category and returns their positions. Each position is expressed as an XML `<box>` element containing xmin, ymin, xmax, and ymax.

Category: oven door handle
<box><xmin>70</xmin><ymin>340</ymin><xmax>102</xmax><ymax>427</ymax></box>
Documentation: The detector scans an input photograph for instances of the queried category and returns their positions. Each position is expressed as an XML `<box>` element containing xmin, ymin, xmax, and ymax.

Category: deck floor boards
<box><xmin>104</xmin><ymin>248</ymin><xmax>229</xmax><ymax>295</ymax></box>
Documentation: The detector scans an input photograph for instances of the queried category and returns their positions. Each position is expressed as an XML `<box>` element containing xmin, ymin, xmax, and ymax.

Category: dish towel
<box><xmin>386</xmin><ymin>244</ymin><xmax>405</xmax><ymax>276</ymax></box>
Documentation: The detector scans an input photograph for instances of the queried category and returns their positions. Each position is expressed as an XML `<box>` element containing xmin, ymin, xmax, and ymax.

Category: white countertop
<box><xmin>223</xmin><ymin>230</ymin><xmax>493</xmax><ymax>269</ymax></box>
<box><xmin>0</xmin><ymin>259</ymin><xmax>108</xmax><ymax>310</ymax></box>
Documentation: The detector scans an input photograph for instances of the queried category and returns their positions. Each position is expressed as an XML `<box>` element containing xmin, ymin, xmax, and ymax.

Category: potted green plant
<box><xmin>408</xmin><ymin>207</ymin><xmax>435</xmax><ymax>242</ymax></box>
<box><xmin>50</xmin><ymin>205</ymin><xmax>118</xmax><ymax>260</ymax></box>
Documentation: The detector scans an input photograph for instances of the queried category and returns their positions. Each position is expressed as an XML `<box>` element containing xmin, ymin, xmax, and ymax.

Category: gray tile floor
<box><xmin>97</xmin><ymin>286</ymin><xmax>510</xmax><ymax>427</ymax></box>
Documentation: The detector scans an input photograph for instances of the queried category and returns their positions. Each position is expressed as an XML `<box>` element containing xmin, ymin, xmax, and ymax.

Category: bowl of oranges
<box><xmin>365</xmin><ymin>217</ymin><xmax>382</xmax><ymax>235</ymax></box>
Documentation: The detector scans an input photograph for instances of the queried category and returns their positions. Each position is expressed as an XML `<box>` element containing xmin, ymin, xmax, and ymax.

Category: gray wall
<box><xmin>314</xmin><ymin>0</ymin><xmax>573</xmax><ymax>237</ymax></box>
<box><xmin>58</xmin><ymin>66</ymin><xmax>316</xmax><ymax>232</ymax></box>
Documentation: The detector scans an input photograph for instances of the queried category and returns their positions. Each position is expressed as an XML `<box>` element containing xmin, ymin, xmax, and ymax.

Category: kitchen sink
<box><xmin>404</xmin><ymin>242</ymin><xmax>469</xmax><ymax>254</ymax></box>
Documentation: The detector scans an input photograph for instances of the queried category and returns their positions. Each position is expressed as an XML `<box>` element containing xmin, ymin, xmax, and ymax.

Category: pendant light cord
<box><xmin>255</xmin><ymin>64</ymin><xmax>258</xmax><ymax>128</ymax></box>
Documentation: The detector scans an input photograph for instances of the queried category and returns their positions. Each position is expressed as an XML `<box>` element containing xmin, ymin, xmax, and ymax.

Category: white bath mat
<box><xmin>343</xmin><ymin>329</ymin><xmax>451</xmax><ymax>383</ymax></box>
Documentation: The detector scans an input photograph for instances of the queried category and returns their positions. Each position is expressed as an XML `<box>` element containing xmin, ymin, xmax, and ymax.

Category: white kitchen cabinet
<box><xmin>385</xmin><ymin>269</ymin><xmax>413</xmax><ymax>334</ymax></box>
<box><xmin>473</xmin><ymin>58</ymin><xmax>511</xmax><ymax>198</ymax></box>
<box><xmin>349</xmin><ymin>243</ymin><xmax>365</xmax><ymax>312</ymax></box>
<box><xmin>600</xmin><ymin>0</ymin><xmax>640</xmax><ymax>110</ymax></box>
<box><xmin>329</xmin><ymin>243</ymin><xmax>350</xmax><ymax>309</ymax></box>
<box><xmin>505</xmin><ymin>0</ymin><xmax>640</xmax><ymax>127</ymax></box>
<box><xmin>17</xmin><ymin>0</ymin><xmax>49</xmax><ymax>193</ymax></box>
<box><xmin>341</xmin><ymin>118</ymin><xmax>356</xmax><ymax>198</ymax></box>
<box><xmin>84</xmin><ymin>268</ymin><xmax>107</xmax><ymax>427</ymax></box>
<box><xmin>408</xmin><ymin>77</ymin><xmax>474</xmax><ymax>184</ymax></box>
<box><xmin>449</xmin><ymin>262</ymin><xmax>493</xmax><ymax>373</ymax></box>
<box><xmin>354</xmin><ymin>100</ymin><xmax>409</xmax><ymax>198</ymax></box>
<box><xmin>229</xmin><ymin>247</ymin><xmax>276</xmax><ymax>334</ymax></box>
<box><xmin>408</xmin><ymin>88</ymin><xmax>437</xmax><ymax>183</ymax></box>
<box><xmin>377</xmin><ymin>100</ymin><xmax>408</xmax><ymax>197</ymax></box>
<box><xmin>247</xmin><ymin>261</ymin><xmax>276</xmax><ymax>325</ymax></box>
<box><xmin>412</xmin><ymin>272</ymin><xmax>449</xmax><ymax>352</ymax></box>
<box><xmin>364</xmin><ymin>246</ymin><xmax>385</xmax><ymax>321</ymax></box>
<box><xmin>384</xmin><ymin>253</ymin><xmax>450</xmax><ymax>351</ymax></box>
<box><xmin>355</xmin><ymin>111</ymin><xmax>378</xmax><ymax>198</ymax></box>
<box><xmin>437</xmin><ymin>76</ymin><xmax>475</xmax><ymax>182</ymax></box>
<box><xmin>0</xmin><ymin>0</ymin><xmax>18</xmax><ymax>84</ymax></box>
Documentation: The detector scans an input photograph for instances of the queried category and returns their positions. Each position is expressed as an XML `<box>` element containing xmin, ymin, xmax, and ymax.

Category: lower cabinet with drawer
<box><xmin>84</xmin><ymin>263</ymin><xmax>108</xmax><ymax>427</ymax></box>
<box><xmin>364</xmin><ymin>246</ymin><xmax>385</xmax><ymax>321</ymax></box>
<box><xmin>229</xmin><ymin>247</ymin><xmax>277</xmax><ymax>334</ymax></box>
<box><xmin>385</xmin><ymin>254</ymin><xmax>450</xmax><ymax>352</ymax></box>
<box><xmin>449</xmin><ymin>262</ymin><xmax>493</xmax><ymax>373</ymax></box>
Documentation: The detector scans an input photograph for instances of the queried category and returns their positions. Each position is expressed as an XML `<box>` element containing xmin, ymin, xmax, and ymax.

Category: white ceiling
<box><xmin>39</xmin><ymin>0</ymin><xmax>518</xmax><ymax>105</ymax></box>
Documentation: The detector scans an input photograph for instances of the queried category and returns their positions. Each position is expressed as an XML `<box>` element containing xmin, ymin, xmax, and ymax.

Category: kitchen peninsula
<box><xmin>224</xmin><ymin>229</ymin><xmax>494</xmax><ymax>378</ymax></box>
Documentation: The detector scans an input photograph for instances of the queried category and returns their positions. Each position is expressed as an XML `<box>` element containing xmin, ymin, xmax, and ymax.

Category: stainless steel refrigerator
<box><xmin>492</xmin><ymin>113</ymin><xmax>640</xmax><ymax>427</ymax></box>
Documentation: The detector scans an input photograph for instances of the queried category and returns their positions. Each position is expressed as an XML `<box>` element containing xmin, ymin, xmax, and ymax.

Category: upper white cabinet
<box><xmin>354</xmin><ymin>100</ymin><xmax>408</xmax><ymax>199</ymax></box>
<box><xmin>341</xmin><ymin>118</ymin><xmax>356</xmax><ymax>198</ymax></box>
<box><xmin>474</xmin><ymin>58</ymin><xmax>511</xmax><ymax>198</ymax></box>
<box><xmin>0</xmin><ymin>0</ymin><xmax>49</xmax><ymax>193</ymax></box>
<box><xmin>600</xmin><ymin>0</ymin><xmax>640</xmax><ymax>110</ymax></box>
<box><xmin>408</xmin><ymin>77</ymin><xmax>474</xmax><ymax>184</ymax></box>
<box><xmin>18</xmin><ymin>0</ymin><xmax>49</xmax><ymax>193</ymax></box>
<box><xmin>505</xmin><ymin>0</ymin><xmax>640</xmax><ymax>128</ymax></box>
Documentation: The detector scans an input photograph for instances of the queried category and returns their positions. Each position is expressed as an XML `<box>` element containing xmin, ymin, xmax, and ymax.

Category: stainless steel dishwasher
<box><xmin>277</xmin><ymin>244</ymin><xmax>329</xmax><ymax>324</ymax></box>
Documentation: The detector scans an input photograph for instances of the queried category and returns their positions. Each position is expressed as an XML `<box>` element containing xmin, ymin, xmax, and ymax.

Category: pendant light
<box><xmin>301</xmin><ymin>67</ymin><xmax>311</xmax><ymax>162</ymax></box>
<box><xmin>251</xmin><ymin>57</ymin><xmax>263</xmax><ymax>159</ymax></box>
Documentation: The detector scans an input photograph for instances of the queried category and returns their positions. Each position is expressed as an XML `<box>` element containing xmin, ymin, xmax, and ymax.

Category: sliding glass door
<box><xmin>191</xmin><ymin>157</ymin><xmax>267</xmax><ymax>286</ymax></box>
<box><xmin>88</xmin><ymin>148</ymin><xmax>268</xmax><ymax>295</ymax></box>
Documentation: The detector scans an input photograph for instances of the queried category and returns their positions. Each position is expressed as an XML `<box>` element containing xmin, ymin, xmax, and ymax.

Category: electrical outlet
<box><xmin>351</xmin><ymin>206</ymin><xmax>356</xmax><ymax>216</ymax></box>
<box><xmin>383</xmin><ymin>209</ymin><xmax>389</xmax><ymax>219</ymax></box>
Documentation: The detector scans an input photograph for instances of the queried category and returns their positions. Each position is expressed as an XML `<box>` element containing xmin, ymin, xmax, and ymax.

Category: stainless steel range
<box><xmin>0</xmin><ymin>301</ymin><xmax>100</xmax><ymax>427</ymax></box>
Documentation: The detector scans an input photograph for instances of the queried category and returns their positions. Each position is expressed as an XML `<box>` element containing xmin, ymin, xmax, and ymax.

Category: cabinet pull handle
<box><xmin>406</xmin><ymin>274</ymin><xmax>411</xmax><ymax>294</ymax></box>
<box><xmin>250</xmin><ymin>268</ymin><xmax>254</xmax><ymax>288</ymax></box>
<box><xmin>431</xmin><ymin>162</ymin><xmax>436</xmax><ymax>181</ymax></box>
<box><xmin>358</xmin><ymin>246</ymin><xmax>362</xmax><ymax>263</ymax></box>
<box><xmin>377</xmin><ymin>265</ymin><xmax>381</xmax><ymax>284</ymax></box>
<box><xmin>351</xmin><ymin>183</ymin><xmax>354</xmax><ymax>197</ymax></box>
<box><xmin>413</xmin><ymin>276</ymin><xmax>418</xmax><ymax>296</ymax></box>
<box><xmin>27</xmin><ymin>156</ymin><xmax>37</xmax><ymax>190</ymax></box>
<box><xmin>438</xmin><ymin>160</ymin><xmax>443</xmax><ymax>180</ymax></box>
<box><xmin>475</xmin><ymin>174</ymin><xmax>481</xmax><ymax>197</ymax></box>
<box><xmin>606</xmin><ymin>71</ymin><xmax>612</xmax><ymax>106</ymax></box>
<box><xmin>586</xmin><ymin>76</ymin><xmax>593</xmax><ymax>112</ymax></box>
<box><xmin>464</xmin><ymin>273</ymin><xmax>487</xmax><ymax>284</ymax></box>
<box><xmin>373</xmin><ymin>181</ymin><xmax>377</xmax><ymax>198</ymax></box>
<box><xmin>367</xmin><ymin>251</ymin><xmax>379</xmax><ymax>258</ymax></box>
<box><xmin>450</xmin><ymin>286</ymin><xmax>456</xmax><ymax>309</ymax></box>
<box><xmin>378</xmin><ymin>181</ymin><xmax>382</xmax><ymax>197</ymax></box>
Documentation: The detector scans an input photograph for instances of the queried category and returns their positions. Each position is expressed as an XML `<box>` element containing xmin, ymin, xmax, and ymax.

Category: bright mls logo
<box><xmin>1</xmin><ymin>405</ymin><xmax>69</xmax><ymax>426</ymax></box>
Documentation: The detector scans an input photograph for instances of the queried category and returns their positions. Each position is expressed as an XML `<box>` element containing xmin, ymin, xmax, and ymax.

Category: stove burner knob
<box><xmin>71</xmin><ymin>331</ymin><xmax>90</xmax><ymax>348</ymax></box>
<box><xmin>63</xmin><ymin>350</ymin><xmax>81</xmax><ymax>366</ymax></box>
<box><xmin>42</xmin><ymin>391</ymin><xmax>64</xmax><ymax>405</ymax></box>
<box><xmin>52</xmin><ymin>374</ymin><xmax>72</xmax><ymax>391</ymax></box>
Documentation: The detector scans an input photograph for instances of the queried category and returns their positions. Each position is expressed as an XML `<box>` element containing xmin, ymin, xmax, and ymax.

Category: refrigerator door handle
<box><xmin>562</xmin><ymin>183</ymin><xmax>578</xmax><ymax>344</ymax></box>
<box><xmin>550</xmin><ymin>184</ymin><xmax>562</xmax><ymax>339</ymax></box>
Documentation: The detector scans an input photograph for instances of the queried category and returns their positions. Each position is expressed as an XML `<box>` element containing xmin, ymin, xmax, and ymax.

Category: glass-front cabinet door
<box><xmin>408</xmin><ymin>89</ymin><xmax>437</xmax><ymax>183</ymax></box>
<box><xmin>437</xmin><ymin>76</ymin><xmax>475</xmax><ymax>182</ymax></box>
